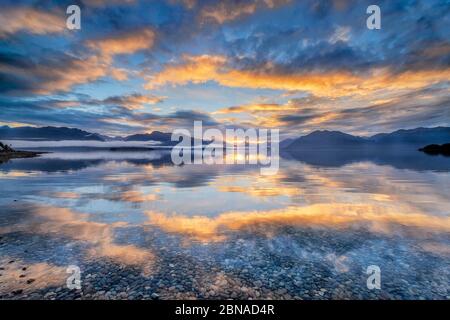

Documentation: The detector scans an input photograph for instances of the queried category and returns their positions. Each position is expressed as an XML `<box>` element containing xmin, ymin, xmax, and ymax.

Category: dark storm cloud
<box><xmin>278</xmin><ymin>114</ymin><xmax>318</xmax><ymax>124</ymax></box>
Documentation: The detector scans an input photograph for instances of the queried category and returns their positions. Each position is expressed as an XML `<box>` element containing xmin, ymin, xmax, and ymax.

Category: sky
<box><xmin>0</xmin><ymin>0</ymin><xmax>449</xmax><ymax>138</ymax></box>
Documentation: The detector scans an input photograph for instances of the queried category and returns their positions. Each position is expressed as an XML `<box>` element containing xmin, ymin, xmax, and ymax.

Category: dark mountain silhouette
<box><xmin>0</xmin><ymin>126</ymin><xmax>106</xmax><ymax>141</ymax></box>
<box><xmin>283</xmin><ymin>127</ymin><xmax>450</xmax><ymax>149</ymax></box>
<box><xmin>283</xmin><ymin>130</ymin><xmax>367</xmax><ymax>149</ymax></box>
<box><xmin>0</xmin><ymin>126</ymin><xmax>194</xmax><ymax>146</ymax></box>
<box><xmin>3</xmin><ymin>125</ymin><xmax>449</xmax><ymax>150</ymax></box>
<box><xmin>370</xmin><ymin>127</ymin><xmax>450</xmax><ymax>145</ymax></box>
<box><xmin>279</xmin><ymin>138</ymin><xmax>295</xmax><ymax>149</ymax></box>
<box><xmin>0</xmin><ymin>126</ymin><xmax>179</xmax><ymax>145</ymax></box>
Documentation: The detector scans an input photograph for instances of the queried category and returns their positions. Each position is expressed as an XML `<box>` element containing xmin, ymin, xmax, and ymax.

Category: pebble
<box><xmin>151</xmin><ymin>293</ymin><xmax>159</xmax><ymax>300</ymax></box>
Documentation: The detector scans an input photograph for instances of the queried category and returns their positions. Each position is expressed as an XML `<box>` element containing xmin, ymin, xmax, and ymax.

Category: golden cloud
<box><xmin>36</xmin><ymin>56</ymin><xmax>110</xmax><ymax>94</ymax></box>
<box><xmin>145</xmin><ymin>55</ymin><xmax>450</xmax><ymax>99</ymax></box>
<box><xmin>119</xmin><ymin>190</ymin><xmax>159</xmax><ymax>202</ymax></box>
<box><xmin>34</xmin><ymin>28</ymin><xmax>154</xmax><ymax>93</ymax></box>
<box><xmin>200</xmin><ymin>2</ymin><xmax>258</xmax><ymax>24</ymax></box>
<box><xmin>110</xmin><ymin>68</ymin><xmax>129</xmax><ymax>81</ymax></box>
<box><xmin>0</xmin><ymin>7</ymin><xmax>65</xmax><ymax>37</ymax></box>
<box><xmin>0</xmin><ymin>27</ymin><xmax>156</xmax><ymax>94</ymax></box>
<box><xmin>214</xmin><ymin>103</ymin><xmax>293</xmax><ymax>114</ymax></box>
<box><xmin>86</xmin><ymin>28</ymin><xmax>155</xmax><ymax>58</ymax></box>
<box><xmin>0</xmin><ymin>53</ymin><xmax>111</xmax><ymax>94</ymax></box>
<box><xmin>145</xmin><ymin>55</ymin><xmax>227</xmax><ymax>89</ymax></box>
<box><xmin>199</xmin><ymin>0</ymin><xmax>291</xmax><ymax>24</ymax></box>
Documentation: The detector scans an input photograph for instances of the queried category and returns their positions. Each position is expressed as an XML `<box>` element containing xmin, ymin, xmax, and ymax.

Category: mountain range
<box><xmin>0</xmin><ymin>126</ymin><xmax>176</xmax><ymax>145</ymax></box>
<box><xmin>0</xmin><ymin>126</ymin><xmax>107</xmax><ymax>141</ymax></box>
<box><xmin>1</xmin><ymin>125</ymin><xmax>449</xmax><ymax>148</ymax></box>
<box><xmin>283</xmin><ymin>127</ymin><xmax>450</xmax><ymax>149</ymax></box>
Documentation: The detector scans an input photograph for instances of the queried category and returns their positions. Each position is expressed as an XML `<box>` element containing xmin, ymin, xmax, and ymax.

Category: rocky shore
<box><xmin>0</xmin><ymin>228</ymin><xmax>448</xmax><ymax>300</ymax></box>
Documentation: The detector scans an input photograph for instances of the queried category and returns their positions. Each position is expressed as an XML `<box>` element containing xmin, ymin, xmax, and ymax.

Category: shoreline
<box><xmin>0</xmin><ymin>151</ymin><xmax>44</xmax><ymax>163</ymax></box>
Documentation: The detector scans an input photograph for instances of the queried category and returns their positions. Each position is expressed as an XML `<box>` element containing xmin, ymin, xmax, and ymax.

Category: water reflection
<box><xmin>0</xmin><ymin>148</ymin><xmax>449</xmax><ymax>299</ymax></box>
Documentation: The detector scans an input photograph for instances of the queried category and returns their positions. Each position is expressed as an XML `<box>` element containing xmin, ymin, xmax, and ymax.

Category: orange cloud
<box><xmin>200</xmin><ymin>2</ymin><xmax>258</xmax><ymax>23</ymax></box>
<box><xmin>0</xmin><ymin>7</ymin><xmax>65</xmax><ymax>37</ymax></box>
<box><xmin>145</xmin><ymin>55</ymin><xmax>227</xmax><ymax>89</ymax></box>
<box><xmin>119</xmin><ymin>190</ymin><xmax>159</xmax><ymax>202</ymax></box>
<box><xmin>87</xmin><ymin>28</ymin><xmax>155</xmax><ymax>58</ymax></box>
<box><xmin>0</xmin><ymin>53</ymin><xmax>111</xmax><ymax>94</ymax></box>
<box><xmin>199</xmin><ymin>0</ymin><xmax>291</xmax><ymax>24</ymax></box>
<box><xmin>0</xmin><ymin>29</ymin><xmax>157</xmax><ymax>95</ymax></box>
<box><xmin>36</xmin><ymin>55</ymin><xmax>110</xmax><ymax>94</ymax></box>
<box><xmin>214</xmin><ymin>103</ymin><xmax>292</xmax><ymax>114</ymax></box>
<box><xmin>110</xmin><ymin>68</ymin><xmax>129</xmax><ymax>81</ymax></box>
<box><xmin>145</xmin><ymin>55</ymin><xmax>450</xmax><ymax>98</ymax></box>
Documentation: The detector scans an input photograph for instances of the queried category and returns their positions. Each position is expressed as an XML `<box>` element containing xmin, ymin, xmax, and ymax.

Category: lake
<box><xmin>0</xmin><ymin>146</ymin><xmax>449</xmax><ymax>299</ymax></box>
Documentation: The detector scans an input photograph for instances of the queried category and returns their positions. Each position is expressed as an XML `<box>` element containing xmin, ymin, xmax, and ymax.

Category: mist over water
<box><xmin>2</xmin><ymin>140</ymin><xmax>162</xmax><ymax>149</ymax></box>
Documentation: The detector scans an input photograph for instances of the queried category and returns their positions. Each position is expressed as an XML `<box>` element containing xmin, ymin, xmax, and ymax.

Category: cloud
<box><xmin>214</xmin><ymin>103</ymin><xmax>290</xmax><ymax>114</ymax></box>
<box><xmin>0</xmin><ymin>52</ymin><xmax>111</xmax><ymax>95</ymax></box>
<box><xmin>173</xmin><ymin>0</ymin><xmax>291</xmax><ymax>24</ymax></box>
<box><xmin>199</xmin><ymin>1</ymin><xmax>258</xmax><ymax>24</ymax></box>
<box><xmin>0</xmin><ymin>92</ymin><xmax>220</xmax><ymax>135</ymax></box>
<box><xmin>145</xmin><ymin>55</ymin><xmax>227</xmax><ymax>89</ymax></box>
<box><xmin>198</xmin><ymin>0</ymin><xmax>291</xmax><ymax>24</ymax></box>
<box><xmin>211</xmin><ymin>85</ymin><xmax>450</xmax><ymax>136</ymax></box>
<box><xmin>82</xmin><ymin>0</ymin><xmax>136</xmax><ymax>7</ymax></box>
<box><xmin>0</xmin><ymin>0</ymin><xmax>448</xmax><ymax>136</ymax></box>
<box><xmin>145</xmin><ymin>54</ymin><xmax>450</xmax><ymax>99</ymax></box>
<box><xmin>49</xmin><ymin>93</ymin><xmax>166</xmax><ymax>110</ymax></box>
<box><xmin>0</xmin><ymin>7</ymin><xmax>65</xmax><ymax>38</ymax></box>
<box><xmin>102</xmin><ymin>93</ymin><xmax>165</xmax><ymax>110</ymax></box>
<box><xmin>328</xmin><ymin>26</ymin><xmax>351</xmax><ymax>44</ymax></box>
<box><xmin>86</xmin><ymin>28</ymin><xmax>155</xmax><ymax>58</ymax></box>
<box><xmin>0</xmin><ymin>27</ymin><xmax>156</xmax><ymax>95</ymax></box>
<box><xmin>125</xmin><ymin>109</ymin><xmax>220</xmax><ymax>131</ymax></box>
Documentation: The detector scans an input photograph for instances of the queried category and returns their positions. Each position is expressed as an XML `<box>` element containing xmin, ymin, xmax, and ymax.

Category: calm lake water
<box><xmin>0</xmin><ymin>146</ymin><xmax>449</xmax><ymax>299</ymax></box>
